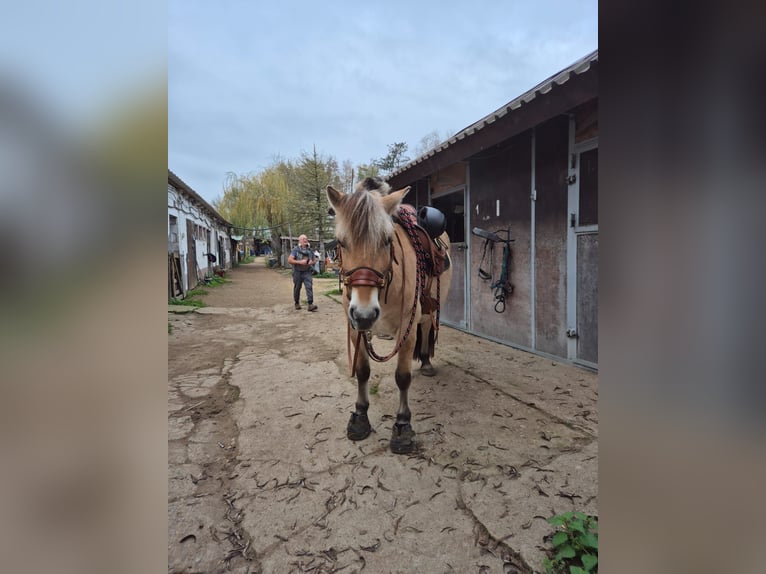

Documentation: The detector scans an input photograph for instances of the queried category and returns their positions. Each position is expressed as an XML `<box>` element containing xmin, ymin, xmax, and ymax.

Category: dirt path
<box><xmin>168</xmin><ymin>258</ymin><xmax>598</xmax><ymax>573</ymax></box>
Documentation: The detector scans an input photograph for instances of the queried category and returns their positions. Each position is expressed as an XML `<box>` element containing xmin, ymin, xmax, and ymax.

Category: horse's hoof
<box><xmin>347</xmin><ymin>412</ymin><xmax>371</xmax><ymax>441</ymax></box>
<box><xmin>420</xmin><ymin>363</ymin><xmax>436</xmax><ymax>377</ymax></box>
<box><xmin>390</xmin><ymin>422</ymin><xmax>415</xmax><ymax>454</ymax></box>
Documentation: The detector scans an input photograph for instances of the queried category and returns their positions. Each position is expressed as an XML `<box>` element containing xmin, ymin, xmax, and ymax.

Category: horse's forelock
<box><xmin>337</xmin><ymin>190</ymin><xmax>393</xmax><ymax>256</ymax></box>
<box><xmin>354</xmin><ymin>177</ymin><xmax>391</xmax><ymax>195</ymax></box>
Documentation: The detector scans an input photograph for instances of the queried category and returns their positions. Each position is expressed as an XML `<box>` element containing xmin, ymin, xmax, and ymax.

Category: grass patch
<box><xmin>203</xmin><ymin>275</ymin><xmax>230</xmax><ymax>286</ymax></box>
<box><xmin>239</xmin><ymin>255</ymin><xmax>255</xmax><ymax>264</ymax></box>
<box><xmin>314</xmin><ymin>271</ymin><xmax>337</xmax><ymax>278</ymax></box>
<box><xmin>369</xmin><ymin>382</ymin><xmax>379</xmax><ymax>395</ymax></box>
<box><xmin>169</xmin><ymin>297</ymin><xmax>206</xmax><ymax>308</ymax></box>
<box><xmin>325</xmin><ymin>288</ymin><xmax>342</xmax><ymax>296</ymax></box>
<box><xmin>186</xmin><ymin>287</ymin><xmax>209</xmax><ymax>297</ymax></box>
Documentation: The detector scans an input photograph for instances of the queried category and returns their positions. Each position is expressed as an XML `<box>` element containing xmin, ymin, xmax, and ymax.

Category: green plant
<box><xmin>186</xmin><ymin>287</ymin><xmax>209</xmax><ymax>297</ymax></box>
<box><xmin>544</xmin><ymin>511</ymin><xmax>598</xmax><ymax>574</ymax></box>
<box><xmin>315</xmin><ymin>271</ymin><xmax>337</xmax><ymax>278</ymax></box>
<box><xmin>169</xmin><ymin>297</ymin><xmax>206</xmax><ymax>308</ymax></box>
<box><xmin>369</xmin><ymin>381</ymin><xmax>379</xmax><ymax>395</ymax></box>
<box><xmin>325</xmin><ymin>288</ymin><xmax>342</xmax><ymax>296</ymax></box>
<box><xmin>204</xmin><ymin>275</ymin><xmax>230</xmax><ymax>287</ymax></box>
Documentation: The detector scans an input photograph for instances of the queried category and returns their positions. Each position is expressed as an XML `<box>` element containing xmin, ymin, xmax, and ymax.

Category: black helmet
<box><xmin>417</xmin><ymin>206</ymin><xmax>446</xmax><ymax>239</ymax></box>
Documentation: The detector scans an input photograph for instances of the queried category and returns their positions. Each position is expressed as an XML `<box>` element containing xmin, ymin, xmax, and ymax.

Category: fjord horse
<box><xmin>326</xmin><ymin>178</ymin><xmax>452</xmax><ymax>454</ymax></box>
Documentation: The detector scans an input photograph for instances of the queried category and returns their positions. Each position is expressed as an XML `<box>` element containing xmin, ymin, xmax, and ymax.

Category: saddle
<box><xmin>394</xmin><ymin>205</ymin><xmax>450</xmax><ymax>315</ymax></box>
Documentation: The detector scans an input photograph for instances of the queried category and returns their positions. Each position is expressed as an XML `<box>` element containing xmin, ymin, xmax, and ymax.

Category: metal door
<box><xmin>567</xmin><ymin>140</ymin><xmax>598</xmax><ymax>366</ymax></box>
<box><xmin>432</xmin><ymin>189</ymin><xmax>467</xmax><ymax>328</ymax></box>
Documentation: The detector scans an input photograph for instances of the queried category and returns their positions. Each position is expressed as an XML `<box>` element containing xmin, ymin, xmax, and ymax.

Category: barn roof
<box><xmin>388</xmin><ymin>49</ymin><xmax>598</xmax><ymax>184</ymax></box>
<box><xmin>168</xmin><ymin>169</ymin><xmax>232</xmax><ymax>229</ymax></box>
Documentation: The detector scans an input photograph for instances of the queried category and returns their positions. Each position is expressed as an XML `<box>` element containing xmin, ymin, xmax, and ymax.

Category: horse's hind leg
<box><xmin>418</xmin><ymin>319</ymin><xmax>436</xmax><ymax>377</ymax></box>
<box><xmin>347</xmin><ymin>347</ymin><xmax>372</xmax><ymax>441</ymax></box>
<box><xmin>390</xmin><ymin>339</ymin><xmax>416</xmax><ymax>454</ymax></box>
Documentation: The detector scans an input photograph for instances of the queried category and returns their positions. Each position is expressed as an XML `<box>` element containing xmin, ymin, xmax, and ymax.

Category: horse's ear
<box><xmin>326</xmin><ymin>185</ymin><xmax>345</xmax><ymax>211</ymax></box>
<box><xmin>381</xmin><ymin>186</ymin><xmax>410</xmax><ymax>215</ymax></box>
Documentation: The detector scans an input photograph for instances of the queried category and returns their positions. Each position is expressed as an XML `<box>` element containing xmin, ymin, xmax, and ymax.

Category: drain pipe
<box><xmin>530</xmin><ymin>128</ymin><xmax>537</xmax><ymax>350</ymax></box>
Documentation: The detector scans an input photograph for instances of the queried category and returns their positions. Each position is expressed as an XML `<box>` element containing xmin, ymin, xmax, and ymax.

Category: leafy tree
<box><xmin>375</xmin><ymin>142</ymin><xmax>410</xmax><ymax>175</ymax></box>
<box><xmin>291</xmin><ymin>146</ymin><xmax>340</xmax><ymax>254</ymax></box>
<box><xmin>355</xmin><ymin>162</ymin><xmax>380</xmax><ymax>182</ymax></box>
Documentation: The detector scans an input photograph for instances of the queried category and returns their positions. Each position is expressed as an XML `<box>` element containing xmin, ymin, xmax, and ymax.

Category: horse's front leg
<box><xmin>390</xmin><ymin>336</ymin><xmax>417</xmax><ymax>454</ymax></box>
<box><xmin>347</xmin><ymin>342</ymin><xmax>372</xmax><ymax>441</ymax></box>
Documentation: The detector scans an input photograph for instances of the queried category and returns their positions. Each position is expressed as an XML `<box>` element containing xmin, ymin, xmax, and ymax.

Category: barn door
<box><xmin>432</xmin><ymin>189</ymin><xmax>467</xmax><ymax>329</ymax></box>
<box><xmin>567</xmin><ymin>139</ymin><xmax>598</xmax><ymax>367</ymax></box>
<box><xmin>186</xmin><ymin>220</ymin><xmax>197</xmax><ymax>290</ymax></box>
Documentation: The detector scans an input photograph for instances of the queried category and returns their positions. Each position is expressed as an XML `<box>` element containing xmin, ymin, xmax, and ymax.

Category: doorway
<box><xmin>567</xmin><ymin>140</ymin><xmax>598</xmax><ymax>366</ymax></box>
<box><xmin>431</xmin><ymin>189</ymin><xmax>467</xmax><ymax>328</ymax></box>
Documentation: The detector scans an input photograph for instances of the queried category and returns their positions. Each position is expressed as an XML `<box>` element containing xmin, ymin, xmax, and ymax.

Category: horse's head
<box><xmin>327</xmin><ymin>177</ymin><xmax>410</xmax><ymax>331</ymax></box>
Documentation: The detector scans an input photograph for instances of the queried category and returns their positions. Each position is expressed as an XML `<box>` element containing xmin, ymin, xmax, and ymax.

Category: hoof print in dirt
<box><xmin>390</xmin><ymin>422</ymin><xmax>415</xmax><ymax>454</ymax></box>
<box><xmin>347</xmin><ymin>411</ymin><xmax>371</xmax><ymax>441</ymax></box>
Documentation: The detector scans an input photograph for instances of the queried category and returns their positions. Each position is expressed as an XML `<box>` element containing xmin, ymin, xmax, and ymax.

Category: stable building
<box><xmin>388</xmin><ymin>50</ymin><xmax>598</xmax><ymax>368</ymax></box>
<box><xmin>168</xmin><ymin>170</ymin><xmax>233</xmax><ymax>297</ymax></box>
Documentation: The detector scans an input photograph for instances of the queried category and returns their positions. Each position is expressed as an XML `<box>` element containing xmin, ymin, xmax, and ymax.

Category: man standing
<box><xmin>287</xmin><ymin>234</ymin><xmax>318</xmax><ymax>311</ymax></box>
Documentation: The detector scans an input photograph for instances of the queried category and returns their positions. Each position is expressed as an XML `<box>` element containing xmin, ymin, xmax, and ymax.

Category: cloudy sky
<box><xmin>169</xmin><ymin>1</ymin><xmax>597</xmax><ymax>203</ymax></box>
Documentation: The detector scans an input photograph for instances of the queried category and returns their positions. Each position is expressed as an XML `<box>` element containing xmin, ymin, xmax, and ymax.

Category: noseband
<box><xmin>338</xmin><ymin>241</ymin><xmax>395</xmax><ymax>300</ymax></box>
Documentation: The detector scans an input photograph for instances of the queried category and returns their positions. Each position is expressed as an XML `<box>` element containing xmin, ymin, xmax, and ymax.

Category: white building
<box><xmin>168</xmin><ymin>170</ymin><xmax>232</xmax><ymax>297</ymax></box>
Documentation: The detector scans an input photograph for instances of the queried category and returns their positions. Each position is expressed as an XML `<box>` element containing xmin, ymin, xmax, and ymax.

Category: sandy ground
<box><xmin>168</xmin><ymin>258</ymin><xmax>598</xmax><ymax>573</ymax></box>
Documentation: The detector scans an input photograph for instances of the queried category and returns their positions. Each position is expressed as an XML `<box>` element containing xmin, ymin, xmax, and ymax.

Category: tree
<box><xmin>340</xmin><ymin>159</ymin><xmax>355</xmax><ymax>193</ymax></box>
<box><xmin>355</xmin><ymin>162</ymin><xmax>380</xmax><ymax>182</ymax></box>
<box><xmin>215</xmin><ymin>172</ymin><xmax>257</xmax><ymax>233</ymax></box>
<box><xmin>375</xmin><ymin>142</ymin><xmax>410</xmax><ymax>175</ymax></box>
<box><xmin>291</xmin><ymin>146</ymin><xmax>340</xmax><ymax>257</ymax></box>
<box><xmin>413</xmin><ymin>129</ymin><xmax>452</xmax><ymax>157</ymax></box>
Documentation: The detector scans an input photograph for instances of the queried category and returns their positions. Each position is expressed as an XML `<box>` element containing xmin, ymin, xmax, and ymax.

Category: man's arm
<box><xmin>288</xmin><ymin>250</ymin><xmax>309</xmax><ymax>266</ymax></box>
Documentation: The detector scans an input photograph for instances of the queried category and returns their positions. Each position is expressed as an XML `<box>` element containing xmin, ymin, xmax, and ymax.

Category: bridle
<box><xmin>337</xmin><ymin>229</ymin><xmax>422</xmax><ymax>376</ymax></box>
<box><xmin>337</xmin><ymin>240</ymin><xmax>395</xmax><ymax>301</ymax></box>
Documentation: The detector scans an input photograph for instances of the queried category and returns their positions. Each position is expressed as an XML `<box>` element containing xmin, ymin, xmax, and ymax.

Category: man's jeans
<box><xmin>293</xmin><ymin>268</ymin><xmax>314</xmax><ymax>304</ymax></box>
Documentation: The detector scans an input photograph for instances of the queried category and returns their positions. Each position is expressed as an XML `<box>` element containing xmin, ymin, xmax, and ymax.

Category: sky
<box><xmin>169</xmin><ymin>1</ymin><xmax>598</xmax><ymax>203</ymax></box>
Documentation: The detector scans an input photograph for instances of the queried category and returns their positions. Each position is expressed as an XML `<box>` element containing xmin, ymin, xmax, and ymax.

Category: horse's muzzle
<box><xmin>349</xmin><ymin>305</ymin><xmax>380</xmax><ymax>331</ymax></box>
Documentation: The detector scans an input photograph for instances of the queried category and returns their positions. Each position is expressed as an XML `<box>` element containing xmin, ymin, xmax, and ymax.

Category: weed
<box><xmin>169</xmin><ymin>297</ymin><xmax>206</xmax><ymax>308</ymax></box>
<box><xmin>204</xmin><ymin>275</ymin><xmax>230</xmax><ymax>287</ymax></box>
<box><xmin>543</xmin><ymin>511</ymin><xmax>598</xmax><ymax>574</ymax></box>
<box><xmin>325</xmin><ymin>288</ymin><xmax>343</xmax><ymax>296</ymax></box>
<box><xmin>314</xmin><ymin>271</ymin><xmax>337</xmax><ymax>278</ymax></box>
<box><xmin>186</xmin><ymin>287</ymin><xmax>209</xmax><ymax>297</ymax></box>
<box><xmin>369</xmin><ymin>382</ymin><xmax>379</xmax><ymax>395</ymax></box>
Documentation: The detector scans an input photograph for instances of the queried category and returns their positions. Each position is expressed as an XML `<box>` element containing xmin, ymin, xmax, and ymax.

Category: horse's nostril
<box><xmin>349</xmin><ymin>307</ymin><xmax>356</xmax><ymax>319</ymax></box>
<box><xmin>374</xmin><ymin>308</ymin><xmax>380</xmax><ymax>319</ymax></box>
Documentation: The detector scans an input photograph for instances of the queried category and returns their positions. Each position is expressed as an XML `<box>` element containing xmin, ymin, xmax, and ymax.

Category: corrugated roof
<box><xmin>168</xmin><ymin>169</ymin><xmax>232</xmax><ymax>228</ymax></box>
<box><xmin>388</xmin><ymin>49</ymin><xmax>598</xmax><ymax>178</ymax></box>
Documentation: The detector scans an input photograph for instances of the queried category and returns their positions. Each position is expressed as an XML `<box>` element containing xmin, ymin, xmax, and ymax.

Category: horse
<box><xmin>326</xmin><ymin>177</ymin><xmax>453</xmax><ymax>454</ymax></box>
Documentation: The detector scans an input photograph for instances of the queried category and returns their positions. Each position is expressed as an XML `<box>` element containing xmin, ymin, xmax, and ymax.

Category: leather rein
<box><xmin>338</xmin><ymin>228</ymin><xmax>422</xmax><ymax>377</ymax></box>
